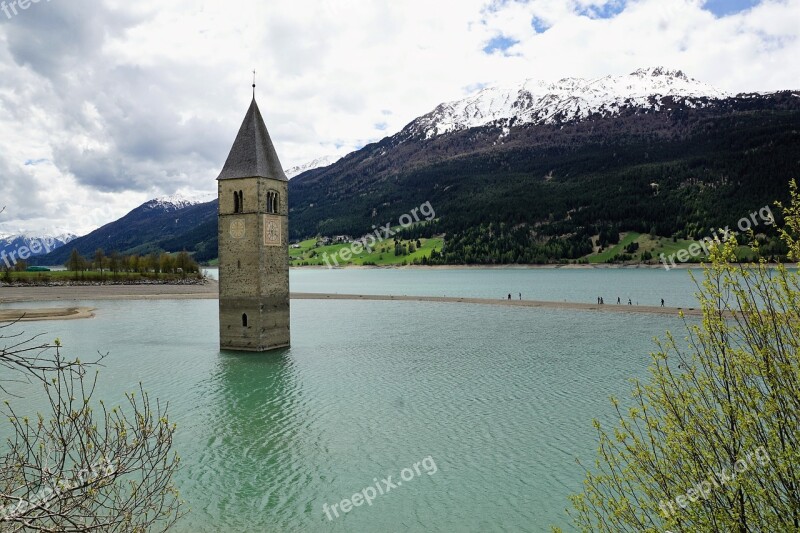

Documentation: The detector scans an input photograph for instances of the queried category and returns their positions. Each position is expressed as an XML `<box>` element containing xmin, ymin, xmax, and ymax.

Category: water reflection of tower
<box><xmin>192</xmin><ymin>350</ymin><xmax>323</xmax><ymax>531</ymax></box>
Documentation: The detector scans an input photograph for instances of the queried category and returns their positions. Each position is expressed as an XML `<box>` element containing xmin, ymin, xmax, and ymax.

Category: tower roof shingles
<box><xmin>217</xmin><ymin>98</ymin><xmax>287</xmax><ymax>181</ymax></box>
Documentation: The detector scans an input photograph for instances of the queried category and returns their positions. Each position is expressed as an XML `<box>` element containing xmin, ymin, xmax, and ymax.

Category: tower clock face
<box><xmin>229</xmin><ymin>219</ymin><xmax>246</xmax><ymax>239</ymax></box>
<box><xmin>267</xmin><ymin>222</ymin><xmax>279</xmax><ymax>241</ymax></box>
<box><xmin>263</xmin><ymin>215</ymin><xmax>281</xmax><ymax>246</ymax></box>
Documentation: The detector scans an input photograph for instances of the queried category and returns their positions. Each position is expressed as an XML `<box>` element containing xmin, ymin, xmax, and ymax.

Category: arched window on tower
<box><xmin>239</xmin><ymin>191</ymin><xmax>244</xmax><ymax>212</ymax></box>
<box><xmin>234</xmin><ymin>191</ymin><xmax>239</xmax><ymax>213</ymax></box>
<box><xmin>242</xmin><ymin>313</ymin><xmax>248</xmax><ymax>327</ymax></box>
<box><xmin>267</xmin><ymin>192</ymin><xmax>279</xmax><ymax>214</ymax></box>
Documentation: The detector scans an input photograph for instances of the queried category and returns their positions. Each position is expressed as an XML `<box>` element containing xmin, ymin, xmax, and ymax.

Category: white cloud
<box><xmin>0</xmin><ymin>0</ymin><xmax>797</xmax><ymax>236</ymax></box>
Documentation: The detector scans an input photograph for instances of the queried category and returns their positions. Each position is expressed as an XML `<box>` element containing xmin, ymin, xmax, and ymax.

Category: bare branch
<box><xmin>1</xmin><ymin>328</ymin><xmax>184</xmax><ymax>531</ymax></box>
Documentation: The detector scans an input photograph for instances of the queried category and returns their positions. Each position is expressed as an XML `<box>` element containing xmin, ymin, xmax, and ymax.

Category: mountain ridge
<box><xmin>399</xmin><ymin>67</ymin><xmax>735</xmax><ymax>140</ymax></box>
<box><xmin>34</xmin><ymin>69</ymin><xmax>800</xmax><ymax>266</ymax></box>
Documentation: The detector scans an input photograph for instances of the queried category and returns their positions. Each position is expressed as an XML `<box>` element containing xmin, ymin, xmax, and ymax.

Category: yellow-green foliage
<box><xmin>778</xmin><ymin>179</ymin><xmax>800</xmax><ymax>261</ymax></box>
<box><xmin>562</xmin><ymin>181</ymin><xmax>800</xmax><ymax>532</ymax></box>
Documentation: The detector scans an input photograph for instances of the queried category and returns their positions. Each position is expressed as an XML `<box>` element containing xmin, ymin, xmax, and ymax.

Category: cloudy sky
<box><xmin>0</xmin><ymin>0</ymin><xmax>798</xmax><ymax>236</ymax></box>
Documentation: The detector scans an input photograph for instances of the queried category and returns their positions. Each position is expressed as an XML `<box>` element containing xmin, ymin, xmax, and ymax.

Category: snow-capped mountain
<box><xmin>146</xmin><ymin>193</ymin><xmax>216</xmax><ymax>211</ymax></box>
<box><xmin>0</xmin><ymin>232</ymin><xmax>77</xmax><ymax>262</ymax></box>
<box><xmin>404</xmin><ymin>67</ymin><xmax>731</xmax><ymax>139</ymax></box>
<box><xmin>285</xmin><ymin>155</ymin><xmax>341</xmax><ymax>179</ymax></box>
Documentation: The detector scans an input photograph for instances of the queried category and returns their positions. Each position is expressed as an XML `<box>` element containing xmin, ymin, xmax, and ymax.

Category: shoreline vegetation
<box><xmin>4</xmin><ymin>248</ymin><xmax>203</xmax><ymax>285</ymax></box>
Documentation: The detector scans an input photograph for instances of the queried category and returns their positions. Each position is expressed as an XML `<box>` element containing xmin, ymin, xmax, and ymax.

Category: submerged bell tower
<box><xmin>217</xmin><ymin>94</ymin><xmax>290</xmax><ymax>352</ymax></box>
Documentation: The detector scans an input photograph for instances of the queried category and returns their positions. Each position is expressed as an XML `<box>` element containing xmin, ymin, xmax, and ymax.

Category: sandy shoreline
<box><xmin>0</xmin><ymin>281</ymin><xmax>220</xmax><ymax>303</ymax></box>
<box><xmin>1</xmin><ymin>280</ymin><xmax>701</xmax><ymax>318</ymax></box>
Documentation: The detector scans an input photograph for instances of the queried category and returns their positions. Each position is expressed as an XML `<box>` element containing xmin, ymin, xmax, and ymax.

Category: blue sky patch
<box><xmin>24</xmin><ymin>158</ymin><xmax>49</xmax><ymax>166</ymax></box>
<box><xmin>483</xmin><ymin>35</ymin><xmax>519</xmax><ymax>54</ymax></box>
<box><xmin>703</xmin><ymin>0</ymin><xmax>760</xmax><ymax>17</ymax></box>
<box><xmin>577</xmin><ymin>0</ymin><xmax>627</xmax><ymax>19</ymax></box>
<box><xmin>531</xmin><ymin>17</ymin><xmax>550</xmax><ymax>33</ymax></box>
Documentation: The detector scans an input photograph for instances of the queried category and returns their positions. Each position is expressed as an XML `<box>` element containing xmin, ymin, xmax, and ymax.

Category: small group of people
<box><xmin>597</xmin><ymin>297</ymin><xmax>665</xmax><ymax>307</ymax></box>
<box><xmin>504</xmin><ymin>292</ymin><xmax>666</xmax><ymax>307</ymax></box>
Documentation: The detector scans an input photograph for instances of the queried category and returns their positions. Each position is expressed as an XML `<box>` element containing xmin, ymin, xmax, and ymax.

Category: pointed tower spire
<box><xmin>217</xmin><ymin>98</ymin><xmax>288</xmax><ymax>182</ymax></box>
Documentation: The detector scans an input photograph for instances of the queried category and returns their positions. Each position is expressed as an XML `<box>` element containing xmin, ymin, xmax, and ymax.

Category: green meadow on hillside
<box><xmin>290</xmin><ymin>237</ymin><xmax>444</xmax><ymax>267</ymax></box>
<box><xmin>585</xmin><ymin>233</ymin><xmax>762</xmax><ymax>265</ymax></box>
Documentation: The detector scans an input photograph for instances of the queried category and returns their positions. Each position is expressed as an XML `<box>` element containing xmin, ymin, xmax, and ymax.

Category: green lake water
<box><xmin>1</xmin><ymin>269</ymin><xmax>695</xmax><ymax>532</ymax></box>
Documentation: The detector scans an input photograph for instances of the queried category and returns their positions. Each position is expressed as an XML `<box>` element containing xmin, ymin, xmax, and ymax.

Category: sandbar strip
<box><xmin>0</xmin><ymin>307</ymin><xmax>95</xmax><ymax>322</ymax></box>
<box><xmin>0</xmin><ymin>282</ymin><xmax>219</xmax><ymax>303</ymax></box>
<box><xmin>1</xmin><ymin>282</ymin><xmax>701</xmax><ymax>316</ymax></box>
<box><xmin>291</xmin><ymin>293</ymin><xmax>703</xmax><ymax>316</ymax></box>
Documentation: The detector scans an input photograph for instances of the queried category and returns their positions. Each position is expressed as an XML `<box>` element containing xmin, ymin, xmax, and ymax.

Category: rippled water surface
<box><xmin>1</xmin><ymin>270</ymin><xmax>694</xmax><ymax>532</ymax></box>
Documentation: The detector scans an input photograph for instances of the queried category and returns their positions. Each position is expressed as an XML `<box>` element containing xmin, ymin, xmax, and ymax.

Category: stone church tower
<box><xmin>217</xmin><ymin>97</ymin><xmax>290</xmax><ymax>351</ymax></box>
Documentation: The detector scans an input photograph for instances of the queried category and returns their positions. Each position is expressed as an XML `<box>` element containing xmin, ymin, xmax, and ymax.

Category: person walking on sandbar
<box><xmin>661</xmin><ymin>298</ymin><xmax>665</xmax><ymax>307</ymax></box>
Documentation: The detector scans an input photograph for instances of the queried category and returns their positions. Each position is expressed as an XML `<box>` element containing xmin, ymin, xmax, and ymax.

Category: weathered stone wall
<box><xmin>218</xmin><ymin>177</ymin><xmax>290</xmax><ymax>351</ymax></box>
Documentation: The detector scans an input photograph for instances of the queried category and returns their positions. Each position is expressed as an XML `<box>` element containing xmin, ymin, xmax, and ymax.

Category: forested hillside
<box><xmin>288</xmin><ymin>93</ymin><xmax>799</xmax><ymax>263</ymax></box>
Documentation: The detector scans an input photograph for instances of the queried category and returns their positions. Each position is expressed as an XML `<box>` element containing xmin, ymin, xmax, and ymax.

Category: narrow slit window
<box><xmin>242</xmin><ymin>313</ymin><xmax>248</xmax><ymax>327</ymax></box>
